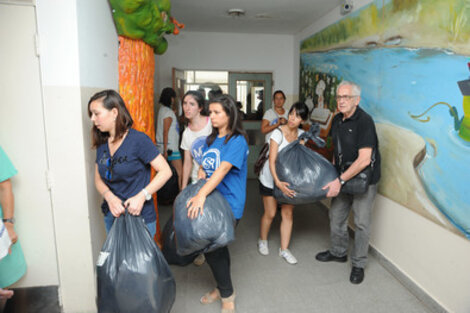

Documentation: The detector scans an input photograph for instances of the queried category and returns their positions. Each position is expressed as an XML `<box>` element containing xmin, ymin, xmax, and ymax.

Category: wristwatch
<box><xmin>2</xmin><ymin>218</ymin><xmax>14</xmax><ymax>224</ymax></box>
<box><xmin>142</xmin><ymin>188</ymin><xmax>152</xmax><ymax>201</ymax></box>
<box><xmin>338</xmin><ymin>178</ymin><xmax>346</xmax><ymax>186</ymax></box>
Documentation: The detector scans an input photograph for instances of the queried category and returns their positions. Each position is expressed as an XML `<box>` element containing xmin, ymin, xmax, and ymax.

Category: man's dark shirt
<box><xmin>330</xmin><ymin>106</ymin><xmax>381</xmax><ymax>184</ymax></box>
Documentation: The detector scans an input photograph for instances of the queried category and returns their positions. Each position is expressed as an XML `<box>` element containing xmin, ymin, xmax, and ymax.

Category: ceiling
<box><xmin>170</xmin><ymin>0</ymin><xmax>343</xmax><ymax>34</ymax></box>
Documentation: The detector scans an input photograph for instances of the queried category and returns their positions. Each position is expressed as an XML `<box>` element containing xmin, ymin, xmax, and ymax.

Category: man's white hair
<box><xmin>336</xmin><ymin>81</ymin><xmax>361</xmax><ymax>96</ymax></box>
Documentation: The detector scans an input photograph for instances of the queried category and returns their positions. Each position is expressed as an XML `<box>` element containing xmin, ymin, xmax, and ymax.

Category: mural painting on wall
<box><xmin>300</xmin><ymin>0</ymin><xmax>470</xmax><ymax>239</ymax></box>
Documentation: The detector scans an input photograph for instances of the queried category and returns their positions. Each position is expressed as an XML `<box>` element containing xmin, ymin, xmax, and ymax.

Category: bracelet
<box><xmin>102</xmin><ymin>189</ymin><xmax>111</xmax><ymax>197</ymax></box>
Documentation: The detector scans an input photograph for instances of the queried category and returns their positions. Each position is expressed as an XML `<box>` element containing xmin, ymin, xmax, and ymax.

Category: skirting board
<box><xmin>369</xmin><ymin>246</ymin><xmax>448</xmax><ymax>313</ymax></box>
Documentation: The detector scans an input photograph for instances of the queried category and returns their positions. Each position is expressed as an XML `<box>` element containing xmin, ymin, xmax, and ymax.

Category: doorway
<box><xmin>172</xmin><ymin>69</ymin><xmax>273</xmax><ymax>178</ymax></box>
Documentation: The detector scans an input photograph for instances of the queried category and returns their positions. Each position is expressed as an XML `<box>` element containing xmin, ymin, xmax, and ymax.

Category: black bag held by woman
<box><xmin>97</xmin><ymin>212</ymin><xmax>176</xmax><ymax>313</ymax></box>
<box><xmin>162</xmin><ymin>215</ymin><xmax>198</xmax><ymax>266</ymax></box>
<box><xmin>157</xmin><ymin>161</ymin><xmax>179</xmax><ymax>204</ymax></box>
<box><xmin>273</xmin><ymin>124</ymin><xmax>338</xmax><ymax>204</ymax></box>
<box><xmin>173</xmin><ymin>180</ymin><xmax>235</xmax><ymax>256</ymax></box>
<box><xmin>336</xmin><ymin>136</ymin><xmax>376</xmax><ymax>195</ymax></box>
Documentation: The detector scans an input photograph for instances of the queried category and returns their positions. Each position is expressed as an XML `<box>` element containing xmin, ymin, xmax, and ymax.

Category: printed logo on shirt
<box><xmin>202</xmin><ymin>148</ymin><xmax>220</xmax><ymax>175</ymax></box>
<box><xmin>98</xmin><ymin>150</ymin><xmax>128</xmax><ymax>182</ymax></box>
<box><xmin>270</xmin><ymin>118</ymin><xmax>279</xmax><ymax>126</ymax></box>
<box><xmin>191</xmin><ymin>136</ymin><xmax>208</xmax><ymax>165</ymax></box>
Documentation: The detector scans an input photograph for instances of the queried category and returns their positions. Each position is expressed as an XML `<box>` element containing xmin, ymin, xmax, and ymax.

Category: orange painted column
<box><xmin>118</xmin><ymin>36</ymin><xmax>162</xmax><ymax>246</ymax></box>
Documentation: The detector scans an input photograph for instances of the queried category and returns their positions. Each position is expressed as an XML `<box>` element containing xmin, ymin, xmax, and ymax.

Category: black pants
<box><xmin>204</xmin><ymin>219</ymin><xmax>239</xmax><ymax>298</ymax></box>
<box><xmin>205</xmin><ymin>246</ymin><xmax>233</xmax><ymax>298</ymax></box>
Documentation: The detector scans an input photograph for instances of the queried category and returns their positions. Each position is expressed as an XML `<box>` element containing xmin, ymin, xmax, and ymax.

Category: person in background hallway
<box><xmin>260</xmin><ymin>90</ymin><xmax>289</xmax><ymax>141</ymax></box>
<box><xmin>258</xmin><ymin>102</ymin><xmax>309</xmax><ymax>264</ymax></box>
<box><xmin>235</xmin><ymin>101</ymin><xmax>246</xmax><ymax>120</ymax></box>
<box><xmin>187</xmin><ymin>94</ymin><xmax>248</xmax><ymax>313</ymax></box>
<box><xmin>180</xmin><ymin>90</ymin><xmax>212</xmax><ymax>190</ymax></box>
<box><xmin>88</xmin><ymin>90</ymin><xmax>172</xmax><ymax>238</ymax></box>
<box><xmin>316</xmin><ymin>81</ymin><xmax>381</xmax><ymax>284</ymax></box>
<box><xmin>156</xmin><ymin>87</ymin><xmax>183</xmax><ymax>190</ymax></box>
<box><xmin>208</xmin><ymin>88</ymin><xmax>222</xmax><ymax>102</ymax></box>
<box><xmin>255</xmin><ymin>90</ymin><xmax>265</xmax><ymax>120</ymax></box>
<box><xmin>0</xmin><ymin>146</ymin><xmax>27</xmax><ymax>310</ymax></box>
<box><xmin>180</xmin><ymin>90</ymin><xmax>212</xmax><ymax>266</ymax></box>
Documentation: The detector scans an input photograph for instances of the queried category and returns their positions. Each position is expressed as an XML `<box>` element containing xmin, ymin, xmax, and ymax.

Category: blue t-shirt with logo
<box><xmin>201</xmin><ymin>135</ymin><xmax>249</xmax><ymax>219</ymax></box>
<box><xmin>191</xmin><ymin>135</ymin><xmax>207</xmax><ymax>165</ymax></box>
<box><xmin>96</xmin><ymin>128</ymin><xmax>160</xmax><ymax>223</ymax></box>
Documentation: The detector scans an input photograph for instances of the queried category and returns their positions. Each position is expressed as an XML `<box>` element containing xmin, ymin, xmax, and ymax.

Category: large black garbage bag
<box><xmin>157</xmin><ymin>162</ymin><xmax>179</xmax><ymax>205</ymax></box>
<box><xmin>173</xmin><ymin>180</ymin><xmax>235</xmax><ymax>256</ymax></box>
<box><xmin>273</xmin><ymin>123</ymin><xmax>338</xmax><ymax>204</ymax></box>
<box><xmin>97</xmin><ymin>213</ymin><xmax>176</xmax><ymax>313</ymax></box>
<box><xmin>162</xmin><ymin>215</ymin><xmax>198</xmax><ymax>266</ymax></box>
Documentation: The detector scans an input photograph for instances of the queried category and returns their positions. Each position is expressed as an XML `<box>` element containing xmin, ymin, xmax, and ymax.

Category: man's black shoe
<box><xmin>315</xmin><ymin>250</ymin><xmax>347</xmax><ymax>263</ymax></box>
<box><xmin>350</xmin><ymin>267</ymin><xmax>364</xmax><ymax>284</ymax></box>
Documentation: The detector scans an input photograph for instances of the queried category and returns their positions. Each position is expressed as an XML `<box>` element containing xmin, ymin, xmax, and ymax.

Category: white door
<box><xmin>0</xmin><ymin>3</ymin><xmax>59</xmax><ymax>287</ymax></box>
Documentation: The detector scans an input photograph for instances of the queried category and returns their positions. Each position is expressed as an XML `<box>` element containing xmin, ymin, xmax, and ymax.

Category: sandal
<box><xmin>221</xmin><ymin>293</ymin><xmax>236</xmax><ymax>313</ymax></box>
<box><xmin>200</xmin><ymin>288</ymin><xmax>220</xmax><ymax>304</ymax></box>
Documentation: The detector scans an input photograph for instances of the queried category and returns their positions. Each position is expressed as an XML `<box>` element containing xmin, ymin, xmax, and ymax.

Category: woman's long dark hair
<box><xmin>206</xmin><ymin>94</ymin><xmax>248</xmax><ymax>146</ymax></box>
<box><xmin>88</xmin><ymin>90</ymin><xmax>133</xmax><ymax>148</ymax></box>
<box><xmin>159</xmin><ymin>87</ymin><xmax>176</xmax><ymax>107</ymax></box>
<box><xmin>182</xmin><ymin>90</ymin><xmax>207</xmax><ymax>116</ymax></box>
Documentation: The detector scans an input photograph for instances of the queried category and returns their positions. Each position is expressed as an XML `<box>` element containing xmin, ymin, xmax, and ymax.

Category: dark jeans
<box><xmin>204</xmin><ymin>219</ymin><xmax>239</xmax><ymax>298</ymax></box>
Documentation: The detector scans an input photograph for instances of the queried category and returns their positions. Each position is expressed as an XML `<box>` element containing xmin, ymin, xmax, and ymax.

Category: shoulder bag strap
<box><xmin>336</xmin><ymin>129</ymin><xmax>376</xmax><ymax>169</ymax></box>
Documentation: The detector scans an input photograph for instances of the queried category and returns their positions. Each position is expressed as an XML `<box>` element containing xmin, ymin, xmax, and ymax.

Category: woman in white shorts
<box><xmin>258</xmin><ymin>102</ymin><xmax>309</xmax><ymax>264</ymax></box>
<box><xmin>156</xmin><ymin>87</ymin><xmax>183</xmax><ymax>189</ymax></box>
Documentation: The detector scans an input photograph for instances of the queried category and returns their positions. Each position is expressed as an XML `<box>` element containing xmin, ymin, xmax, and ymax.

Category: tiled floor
<box><xmin>160</xmin><ymin>179</ymin><xmax>433</xmax><ymax>313</ymax></box>
<box><xmin>3</xmin><ymin>179</ymin><xmax>434</xmax><ymax>313</ymax></box>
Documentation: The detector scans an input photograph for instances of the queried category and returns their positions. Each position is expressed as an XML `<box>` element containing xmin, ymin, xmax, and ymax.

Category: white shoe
<box><xmin>279</xmin><ymin>248</ymin><xmax>298</xmax><ymax>264</ymax></box>
<box><xmin>258</xmin><ymin>239</ymin><xmax>269</xmax><ymax>255</ymax></box>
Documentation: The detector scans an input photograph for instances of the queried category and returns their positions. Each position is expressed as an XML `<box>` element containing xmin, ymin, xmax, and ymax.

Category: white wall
<box><xmin>36</xmin><ymin>1</ymin><xmax>97</xmax><ymax>311</ymax></box>
<box><xmin>76</xmin><ymin>0</ymin><xmax>119</xmax><ymax>268</ymax></box>
<box><xmin>294</xmin><ymin>1</ymin><xmax>470</xmax><ymax>312</ymax></box>
<box><xmin>33</xmin><ymin>0</ymin><xmax>118</xmax><ymax>312</ymax></box>
<box><xmin>155</xmin><ymin>31</ymin><xmax>296</xmax><ymax>99</ymax></box>
<box><xmin>77</xmin><ymin>0</ymin><xmax>118</xmax><ymax>89</ymax></box>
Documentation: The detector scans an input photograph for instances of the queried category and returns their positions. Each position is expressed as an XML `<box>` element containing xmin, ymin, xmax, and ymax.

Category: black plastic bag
<box><xmin>173</xmin><ymin>180</ymin><xmax>235</xmax><ymax>256</ymax></box>
<box><xmin>97</xmin><ymin>213</ymin><xmax>176</xmax><ymax>313</ymax></box>
<box><xmin>273</xmin><ymin>124</ymin><xmax>338</xmax><ymax>204</ymax></box>
<box><xmin>162</xmin><ymin>215</ymin><xmax>198</xmax><ymax>266</ymax></box>
<box><xmin>157</xmin><ymin>162</ymin><xmax>179</xmax><ymax>205</ymax></box>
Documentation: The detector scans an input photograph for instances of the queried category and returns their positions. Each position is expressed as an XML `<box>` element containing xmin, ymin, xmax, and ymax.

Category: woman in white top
<box><xmin>261</xmin><ymin>90</ymin><xmax>289</xmax><ymax>142</ymax></box>
<box><xmin>156</xmin><ymin>87</ymin><xmax>183</xmax><ymax>190</ymax></box>
<box><xmin>180</xmin><ymin>90</ymin><xmax>212</xmax><ymax>189</ymax></box>
<box><xmin>258</xmin><ymin>102</ymin><xmax>309</xmax><ymax>265</ymax></box>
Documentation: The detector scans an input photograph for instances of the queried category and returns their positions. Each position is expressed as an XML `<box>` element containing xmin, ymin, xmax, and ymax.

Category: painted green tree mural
<box><xmin>108</xmin><ymin>0</ymin><xmax>183</xmax><ymax>244</ymax></box>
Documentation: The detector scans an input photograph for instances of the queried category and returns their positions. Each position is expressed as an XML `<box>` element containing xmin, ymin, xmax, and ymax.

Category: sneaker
<box><xmin>257</xmin><ymin>239</ymin><xmax>269</xmax><ymax>255</ymax></box>
<box><xmin>279</xmin><ymin>248</ymin><xmax>298</xmax><ymax>264</ymax></box>
<box><xmin>193</xmin><ymin>253</ymin><xmax>205</xmax><ymax>266</ymax></box>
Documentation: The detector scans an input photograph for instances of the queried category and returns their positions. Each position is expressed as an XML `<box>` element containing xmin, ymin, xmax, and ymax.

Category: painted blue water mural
<box><xmin>301</xmin><ymin>48</ymin><xmax>470</xmax><ymax>238</ymax></box>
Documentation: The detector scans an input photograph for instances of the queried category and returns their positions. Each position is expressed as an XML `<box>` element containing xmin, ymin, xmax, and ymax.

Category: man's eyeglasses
<box><xmin>336</xmin><ymin>95</ymin><xmax>358</xmax><ymax>101</ymax></box>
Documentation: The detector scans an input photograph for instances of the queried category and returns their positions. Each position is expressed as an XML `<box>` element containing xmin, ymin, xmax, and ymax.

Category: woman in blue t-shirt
<box><xmin>187</xmin><ymin>94</ymin><xmax>248</xmax><ymax>313</ymax></box>
<box><xmin>88</xmin><ymin>90</ymin><xmax>172</xmax><ymax>238</ymax></box>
